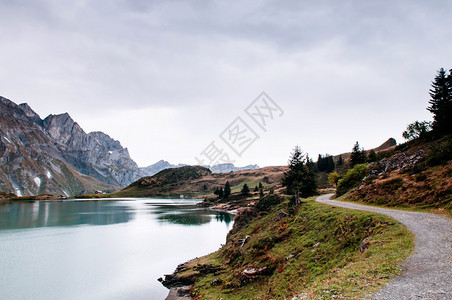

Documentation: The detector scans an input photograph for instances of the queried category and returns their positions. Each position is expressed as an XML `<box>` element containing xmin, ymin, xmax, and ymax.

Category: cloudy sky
<box><xmin>1</xmin><ymin>0</ymin><xmax>451</xmax><ymax>167</ymax></box>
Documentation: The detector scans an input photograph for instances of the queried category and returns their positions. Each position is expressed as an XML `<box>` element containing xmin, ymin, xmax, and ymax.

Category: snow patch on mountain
<box><xmin>34</xmin><ymin>177</ymin><xmax>41</xmax><ymax>187</ymax></box>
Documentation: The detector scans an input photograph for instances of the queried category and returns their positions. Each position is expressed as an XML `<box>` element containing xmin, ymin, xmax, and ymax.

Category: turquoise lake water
<box><xmin>0</xmin><ymin>199</ymin><xmax>233</xmax><ymax>299</ymax></box>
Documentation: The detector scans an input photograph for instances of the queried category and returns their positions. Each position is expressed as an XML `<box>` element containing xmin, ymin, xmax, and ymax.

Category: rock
<box><xmin>360</xmin><ymin>237</ymin><xmax>370</xmax><ymax>253</ymax></box>
<box><xmin>165</xmin><ymin>286</ymin><xmax>192</xmax><ymax>300</ymax></box>
<box><xmin>194</xmin><ymin>264</ymin><xmax>223</xmax><ymax>275</ymax></box>
<box><xmin>286</xmin><ymin>254</ymin><xmax>295</xmax><ymax>261</ymax></box>
<box><xmin>211</xmin><ymin>278</ymin><xmax>222</xmax><ymax>286</ymax></box>
<box><xmin>240</xmin><ymin>266</ymin><xmax>274</xmax><ymax>284</ymax></box>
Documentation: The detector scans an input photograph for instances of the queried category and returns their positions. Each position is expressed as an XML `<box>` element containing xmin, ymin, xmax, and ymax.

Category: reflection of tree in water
<box><xmin>155</xmin><ymin>206</ymin><xmax>233</xmax><ymax>226</ymax></box>
<box><xmin>215</xmin><ymin>213</ymin><xmax>232</xmax><ymax>225</ymax></box>
<box><xmin>150</xmin><ymin>204</ymin><xmax>196</xmax><ymax>216</ymax></box>
<box><xmin>0</xmin><ymin>201</ymin><xmax>234</xmax><ymax>230</ymax></box>
<box><xmin>0</xmin><ymin>201</ymin><xmax>133</xmax><ymax>229</ymax></box>
<box><xmin>158</xmin><ymin>212</ymin><xmax>212</xmax><ymax>225</ymax></box>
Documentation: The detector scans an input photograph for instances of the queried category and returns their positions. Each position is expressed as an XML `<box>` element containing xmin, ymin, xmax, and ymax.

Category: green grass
<box><xmin>230</xmin><ymin>179</ymin><xmax>271</xmax><ymax>194</ymax></box>
<box><xmin>175</xmin><ymin>196</ymin><xmax>414</xmax><ymax>299</ymax></box>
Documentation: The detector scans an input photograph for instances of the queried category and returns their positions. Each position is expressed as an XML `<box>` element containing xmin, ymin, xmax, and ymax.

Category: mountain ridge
<box><xmin>0</xmin><ymin>96</ymin><xmax>138</xmax><ymax>196</ymax></box>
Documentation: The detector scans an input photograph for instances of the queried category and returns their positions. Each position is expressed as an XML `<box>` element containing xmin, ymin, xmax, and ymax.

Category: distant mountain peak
<box><xmin>139</xmin><ymin>161</ymin><xmax>259</xmax><ymax>177</ymax></box>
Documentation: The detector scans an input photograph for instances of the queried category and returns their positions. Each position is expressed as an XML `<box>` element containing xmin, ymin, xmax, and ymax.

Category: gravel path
<box><xmin>316</xmin><ymin>194</ymin><xmax>452</xmax><ymax>300</ymax></box>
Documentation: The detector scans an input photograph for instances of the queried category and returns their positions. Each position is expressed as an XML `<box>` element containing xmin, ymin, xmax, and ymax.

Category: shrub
<box><xmin>256</xmin><ymin>194</ymin><xmax>282</xmax><ymax>211</ymax></box>
<box><xmin>427</xmin><ymin>137</ymin><xmax>452</xmax><ymax>166</ymax></box>
<box><xmin>336</xmin><ymin>164</ymin><xmax>369</xmax><ymax>196</ymax></box>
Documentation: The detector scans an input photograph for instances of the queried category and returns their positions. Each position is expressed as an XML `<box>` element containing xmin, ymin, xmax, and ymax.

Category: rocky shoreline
<box><xmin>158</xmin><ymin>201</ymin><xmax>242</xmax><ymax>299</ymax></box>
<box><xmin>159</xmin><ymin>262</ymin><xmax>225</xmax><ymax>299</ymax></box>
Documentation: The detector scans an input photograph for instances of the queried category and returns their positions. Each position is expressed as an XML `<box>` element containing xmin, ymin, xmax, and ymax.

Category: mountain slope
<box><xmin>43</xmin><ymin>113</ymin><xmax>140</xmax><ymax>186</ymax></box>
<box><xmin>0</xmin><ymin>96</ymin><xmax>138</xmax><ymax>196</ymax></box>
<box><xmin>346</xmin><ymin>135</ymin><xmax>452</xmax><ymax>212</ymax></box>
<box><xmin>112</xmin><ymin>165</ymin><xmax>286</xmax><ymax>198</ymax></box>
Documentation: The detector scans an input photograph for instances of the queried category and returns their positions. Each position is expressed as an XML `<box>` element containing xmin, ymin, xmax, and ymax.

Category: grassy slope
<box><xmin>345</xmin><ymin>135</ymin><xmax>452</xmax><ymax>215</ymax></box>
<box><xmin>176</xmin><ymin>197</ymin><xmax>413</xmax><ymax>299</ymax></box>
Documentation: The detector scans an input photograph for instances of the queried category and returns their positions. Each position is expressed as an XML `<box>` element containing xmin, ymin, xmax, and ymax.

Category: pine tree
<box><xmin>350</xmin><ymin>141</ymin><xmax>366</xmax><ymax>167</ymax></box>
<box><xmin>326</xmin><ymin>155</ymin><xmax>335</xmax><ymax>172</ymax></box>
<box><xmin>428</xmin><ymin>68</ymin><xmax>452</xmax><ymax>134</ymax></box>
<box><xmin>223</xmin><ymin>181</ymin><xmax>231</xmax><ymax>199</ymax></box>
<box><xmin>337</xmin><ymin>155</ymin><xmax>343</xmax><ymax>166</ymax></box>
<box><xmin>306</xmin><ymin>154</ymin><xmax>316</xmax><ymax>172</ymax></box>
<box><xmin>282</xmin><ymin>146</ymin><xmax>318</xmax><ymax>204</ymax></box>
<box><xmin>218</xmin><ymin>187</ymin><xmax>224</xmax><ymax>199</ymax></box>
<box><xmin>317</xmin><ymin>154</ymin><xmax>335</xmax><ymax>172</ymax></box>
<box><xmin>241</xmin><ymin>184</ymin><xmax>251</xmax><ymax>196</ymax></box>
<box><xmin>317</xmin><ymin>154</ymin><xmax>324</xmax><ymax>171</ymax></box>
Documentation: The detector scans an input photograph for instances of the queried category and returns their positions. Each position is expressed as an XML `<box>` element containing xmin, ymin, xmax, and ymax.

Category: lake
<box><xmin>0</xmin><ymin>199</ymin><xmax>233</xmax><ymax>299</ymax></box>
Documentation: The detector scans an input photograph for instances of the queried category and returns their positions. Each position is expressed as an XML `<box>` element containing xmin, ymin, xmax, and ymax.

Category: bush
<box><xmin>336</xmin><ymin>164</ymin><xmax>369</xmax><ymax>196</ymax></box>
<box><xmin>427</xmin><ymin>137</ymin><xmax>452</xmax><ymax>166</ymax></box>
<box><xmin>256</xmin><ymin>194</ymin><xmax>282</xmax><ymax>211</ymax></box>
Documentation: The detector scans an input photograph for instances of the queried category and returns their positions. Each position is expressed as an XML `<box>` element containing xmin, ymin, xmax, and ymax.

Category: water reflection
<box><xmin>215</xmin><ymin>212</ymin><xmax>232</xmax><ymax>225</ymax></box>
<box><xmin>0</xmin><ymin>201</ymin><xmax>133</xmax><ymax>229</ymax></box>
<box><xmin>0</xmin><ymin>200</ymin><xmax>234</xmax><ymax>229</ymax></box>
<box><xmin>150</xmin><ymin>203</ymin><xmax>233</xmax><ymax>226</ymax></box>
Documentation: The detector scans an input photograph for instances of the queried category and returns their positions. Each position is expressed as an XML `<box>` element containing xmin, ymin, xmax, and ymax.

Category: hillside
<box><xmin>317</xmin><ymin>138</ymin><xmax>397</xmax><ymax>188</ymax></box>
<box><xmin>160</xmin><ymin>195</ymin><xmax>413</xmax><ymax>299</ymax></box>
<box><xmin>139</xmin><ymin>160</ymin><xmax>259</xmax><ymax>177</ymax></box>
<box><xmin>344</xmin><ymin>135</ymin><xmax>452</xmax><ymax>213</ymax></box>
<box><xmin>109</xmin><ymin>165</ymin><xmax>286</xmax><ymax>198</ymax></box>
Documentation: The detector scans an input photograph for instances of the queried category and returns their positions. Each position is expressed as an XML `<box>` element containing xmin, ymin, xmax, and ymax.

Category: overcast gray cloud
<box><xmin>1</xmin><ymin>0</ymin><xmax>451</xmax><ymax>167</ymax></box>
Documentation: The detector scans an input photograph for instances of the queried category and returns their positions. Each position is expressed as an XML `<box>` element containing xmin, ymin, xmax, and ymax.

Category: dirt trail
<box><xmin>316</xmin><ymin>194</ymin><xmax>452</xmax><ymax>300</ymax></box>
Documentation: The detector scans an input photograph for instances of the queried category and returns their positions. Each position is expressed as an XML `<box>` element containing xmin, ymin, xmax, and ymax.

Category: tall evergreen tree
<box><xmin>317</xmin><ymin>154</ymin><xmax>335</xmax><ymax>172</ymax></box>
<box><xmin>317</xmin><ymin>154</ymin><xmax>324</xmax><ymax>171</ymax></box>
<box><xmin>326</xmin><ymin>155</ymin><xmax>335</xmax><ymax>172</ymax></box>
<box><xmin>428</xmin><ymin>68</ymin><xmax>452</xmax><ymax>134</ymax></box>
<box><xmin>282</xmin><ymin>146</ymin><xmax>318</xmax><ymax>204</ymax></box>
<box><xmin>337</xmin><ymin>155</ymin><xmax>343</xmax><ymax>166</ymax></box>
<box><xmin>241</xmin><ymin>183</ymin><xmax>250</xmax><ymax>196</ymax></box>
<box><xmin>350</xmin><ymin>141</ymin><xmax>366</xmax><ymax>167</ymax></box>
<box><xmin>223</xmin><ymin>181</ymin><xmax>231</xmax><ymax>199</ymax></box>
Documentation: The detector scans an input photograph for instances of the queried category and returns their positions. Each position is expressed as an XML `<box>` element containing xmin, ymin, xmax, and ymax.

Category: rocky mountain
<box><xmin>209</xmin><ymin>163</ymin><xmax>259</xmax><ymax>173</ymax></box>
<box><xmin>0</xmin><ymin>96</ymin><xmax>140</xmax><ymax>196</ymax></box>
<box><xmin>43</xmin><ymin>113</ymin><xmax>140</xmax><ymax>186</ymax></box>
<box><xmin>139</xmin><ymin>160</ymin><xmax>260</xmax><ymax>177</ymax></box>
<box><xmin>139</xmin><ymin>160</ymin><xmax>187</xmax><ymax>177</ymax></box>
